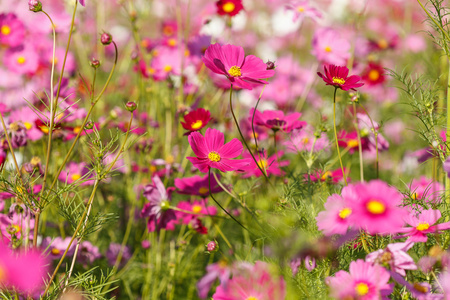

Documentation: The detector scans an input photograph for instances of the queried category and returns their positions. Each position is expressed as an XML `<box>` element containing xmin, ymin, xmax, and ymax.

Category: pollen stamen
<box><xmin>332</xmin><ymin>77</ymin><xmax>345</xmax><ymax>85</ymax></box>
<box><xmin>208</xmin><ymin>151</ymin><xmax>221</xmax><ymax>162</ymax></box>
<box><xmin>228</xmin><ymin>66</ymin><xmax>242</xmax><ymax>77</ymax></box>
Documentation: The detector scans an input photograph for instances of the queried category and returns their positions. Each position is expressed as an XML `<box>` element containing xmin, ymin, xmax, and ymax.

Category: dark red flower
<box><xmin>216</xmin><ymin>0</ymin><xmax>243</xmax><ymax>17</ymax></box>
<box><xmin>362</xmin><ymin>62</ymin><xmax>385</xmax><ymax>86</ymax></box>
<box><xmin>317</xmin><ymin>65</ymin><xmax>364</xmax><ymax>91</ymax></box>
<box><xmin>181</xmin><ymin>108</ymin><xmax>211</xmax><ymax>133</ymax></box>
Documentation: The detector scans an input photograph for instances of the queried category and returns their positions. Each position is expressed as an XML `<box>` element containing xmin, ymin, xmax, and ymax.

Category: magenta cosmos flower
<box><xmin>216</xmin><ymin>0</ymin><xmax>243</xmax><ymax>17</ymax></box>
<box><xmin>240</xmin><ymin>150</ymin><xmax>289</xmax><ymax>178</ymax></box>
<box><xmin>317</xmin><ymin>65</ymin><xmax>364</xmax><ymax>91</ymax></box>
<box><xmin>202</xmin><ymin>44</ymin><xmax>275</xmax><ymax>90</ymax></box>
<box><xmin>187</xmin><ymin>128</ymin><xmax>250</xmax><ymax>173</ymax></box>
<box><xmin>326</xmin><ymin>259</ymin><xmax>392</xmax><ymax>299</ymax></box>
<box><xmin>345</xmin><ymin>180</ymin><xmax>408</xmax><ymax>235</ymax></box>
<box><xmin>316</xmin><ymin>191</ymin><xmax>353</xmax><ymax>236</ymax></box>
<box><xmin>0</xmin><ymin>13</ymin><xmax>25</xmax><ymax>48</ymax></box>
<box><xmin>181</xmin><ymin>108</ymin><xmax>211</xmax><ymax>134</ymax></box>
<box><xmin>174</xmin><ymin>174</ymin><xmax>222</xmax><ymax>197</ymax></box>
<box><xmin>251</xmin><ymin>108</ymin><xmax>306</xmax><ymax>133</ymax></box>
<box><xmin>396</xmin><ymin>209</ymin><xmax>450</xmax><ymax>243</ymax></box>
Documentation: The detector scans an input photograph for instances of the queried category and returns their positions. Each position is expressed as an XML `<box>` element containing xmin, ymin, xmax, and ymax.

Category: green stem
<box><xmin>332</xmin><ymin>88</ymin><xmax>348</xmax><ymax>185</ymax></box>
<box><xmin>358</xmin><ymin>103</ymin><xmax>379</xmax><ymax>179</ymax></box>
<box><xmin>352</xmin><ymin>102</ymin><xmax>364</xmax><ymax>182</ymax></box>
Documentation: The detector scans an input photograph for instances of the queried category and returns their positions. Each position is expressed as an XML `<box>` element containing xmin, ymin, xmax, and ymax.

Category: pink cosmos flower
<box><xmin>3</xmin><ymin>45</ymin><xmax>39</xmax><ymax>75</ymax></box>
<box><xmin>286</xmin><ymin>1</ymin><xmax>322</xmax><ymax>23</ymax></box>
<box><xmin>174</xmin><ymin>174</ymin><xmax>223</xmax><ymax>197</ymax></box>
<box><xmin>326</xmin><ymin>259</ymin><xmax>392</xmax><ymax>299</ymax></box>
<box><xmin>284</xmin><ymin>126</ymin><xmax>330</xmax><ymax>153</ymax></box>
<box><xmin>316</xmin><ymin>192</ymin><xmax>353</xmax><ymax>236</ymax></box>
<box><xmin>42</xmin><ymin>236</ymin><xmax>76</xmax><ymax>259</ymax></box>
<box><xmin>408</xmin><ymin>176</ymin><xmax>443</xmax><ymax>204</ymax></box>
<box><xmin>9</xmin><ymin>106</ymin><xmax>43</xmax><ymax>142</ymax></box>
<box><xmin>187</xmin><ymin>128</ymin><xmax>250</xmax><ymax>173</ymax></box>
<box><xmin>396</xmin><ymin>209</ymin><xmax>450</xmax><ymax>243</ymax></box>
<box><xmin>317</xmin><ymin>65</ymin><xmax>364</xmax><ymax>91</ymax></box>
<box><xmin>312</xmin><ymin>28</ymin><xmax>351</xmax><ymax>66</ymax></box>
<box><xmin>366</xmin><ymin>242</ymin><xmax>417</xmax><ymax>276</ymax></box>
<box><xmin>345</xmin><ymin>180</ymin><xmax>407</xmax><ymax>235</ymax></box>
<box><xmin>58</xmin><ymin>162</ymin><xmax>95</xmax><ymax>186</ymax></box>
<box><xmin>197</xmin><ymin>261</ymin><xmax>232</xmax><ymax>299</ymax></box>
<box><xmin>0</xmin><ymin>13</ymin><xmax>25</xmax><ymax>47</ymax></box>
<box><xmin>251</xmin><ymin>108</ymin><xmax>306</xmax><ymax>133</ymax></box>
<box><xmin>202</xmin><ymin>43</ymin><xmax>275</xmax><ymax>90</ymax></box>
<box><xmin>175</xmin><ymin>200</ymin><xmax>218</xmax><ymax>225</ymax></box>
<box><xmin>436</xmin><ymin>271</ymin><xmax>450</xmax><ymax>297</ymax></box>
<box><xmin>212</xmin><ymin>261</ymin><xmax>286</xmax><ymax>300</ymax></box>
<box><xmin>240</xmin><ymin>150</ymin><xmax>289</xmax><ymax>178</ymax></box>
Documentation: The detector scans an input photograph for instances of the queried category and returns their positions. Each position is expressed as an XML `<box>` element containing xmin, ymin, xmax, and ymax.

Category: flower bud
<box><xmin>28</xmin><ymin>0</ymin><xmax>42</xmax><ymax>12</ymax></box>
<box><xmin>206</xmin><ymin>241</ymin><xmax>218</xmax><ymax>253</ymax></box>
<box><xmin>90</xmin><ymin>58</ymin><xmax>101</xmax><ymax>68</ymax></box>
<box><xmin>101</xmin><ymin>33</ymin><xmax>112</xmax><ymax>45</ymax></box>
<box><xmin>266</xmin><ymin>60</ymin><xmax>276</xmax><ymax>70</ymax></box>
<box><xmin>125</xmin><ymin>101</ymin><xmax>137</xmax><ymax>112</ymax></box>
<box><xmin>85</xmin><ymin>121</ymin><xmax>94</xmax><ymax>130</ymax></box>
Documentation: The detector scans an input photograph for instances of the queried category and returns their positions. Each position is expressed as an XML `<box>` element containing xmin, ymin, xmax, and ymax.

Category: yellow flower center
<box><xmin>321</xmin><ymin>171</ymin><xmax>332</xmax><ymax>181</ymax></box>
<box><xmin>199</xmin><ymin>187</ymin><xmax>209</xmax><ymax>195</ymax></box>
<box><xmin>368</xmin><ymin>70</ymin><xmax>380</xmax><ymax>81</ymax></box>
<box><xmin>228</xmin><ymin>66</ymin><xmax>241</xmax><ymax>77</ymax></box>
<box><xmin>51</xmin><ymin>248</ymin><xmax>61</xmax><ymax>255</ymax></box>
<box><xmin>191</xmin><ymin>120</ymin><xmax>203</xmax><ymax>130</ymax></box>
<box><xmin>246</xmin><ymin>297</ymin><xmax>258</xmax><ymax>300</ymax></box>
<box><xmin>411</xmin><ymin>192</ymin><xmax>419</xmax><ymax>200</ymax></box>
<box><xmin>16</xmin><ymin>56</ymin><xmax>26</xmax><ymax>65</ymax></box>
<box><xmin>1</xmin><ymin>25</ymin><xmax>11</xmax><ymax>35</ymax></box>
<box><xmin>355</xmin><ymin>282</ymin><xmax>369</xmax><ymax>296</ymax></box>
<box><xmin>11</xmin><ymin>224</ymin><xmax>21</xmax><ymax>233</ymax></box>
<box><xmin>366</xmin><ymin>200</ymin><xmax>386</xmax><ymax>214</ymax></box>
<box><xmin>0</xmin><ymin>264</ymin><xmax>6</xmax><ymax>283</ymax></box>
<box><xmin>297</xmin><ymin>6</ymin><xmax>305</xmax><ymax>12</ymax></box>
<box><xmin>413</xmin><ymin>283</ymin><xmax>428</xmax><ymax>293</ymax></box>
<box><xmin>223</xmin><ymin>2</ymin><xmax>236</xmax><ymax>13</ymax></box>
<box><xmin>73</xmin><ymin>126</ymin><xmax>81</xmax><ymax>134</ymax></box>
<box><xmin>23</xmin><ymin>122</ymin><xmax>32</xmax><ymax>130</ymax></box>
<box><xmin>71</xmin><ymin>174</ymin><xmax>81</xmax><ymax>181</ymax></box>
<box><xmin>416</xmin><ymin>223</ymin><xmax>430</xmax><ymax>231</ymax></box>
<box><xmin>257</xmin><ymin>159</ymin><xmax>268</xmax><ymax>169</ymax></box>
<box><xmin>208</xmin><ymin>151</ymin><xmax>221</xmax><ymax>162</ymax></box>
<box><xmin>167</xmin><ymin>38</ymin><xmax>177</xmax><ymax>47</ymax></box>
<box><xmin>338</xmin><ymin>208</ymin><xmax>352</xmax><ymax>219</ymax></box>
<box><xmin>164</xmin><ymin>65</ymin><xmax>172</xmax><ymax>72</ymax></box>
<box><xmin>192</xmin><ymin>205</ymin><xmax>202</xmax><ymax>213</ymax></box>
<box><xmin>147</xmin><ymin>67</ymin><xmax>156</xmax><ymax>75</ymax></box>
<box><xmin>50</xmin><ymin>57</ymin><xmax>58</xmax><ymax>65</ymax></box>
<box><xmin>347</xmin><ymin>139</ymin><xmax>358</xmax><ymax>148</ymax></box>
<box><xmin>163</xmin><ymin>26</ymin><xmax>174</xmax><ymax>36</ymax></box>
<box><xmin>332</xmin><ymin>77</ymin><xmax>345</xmax><ymax>85</ymax></box>
<box><xmin>302</xmin><ymin>137</ymin><xmax>309</xmax><ymax>144</ymax></box>
<box><xmin>325</xmin><ymin>46</ymin><xmax>332</xmax><ymax>52</ymax></box>
<box><xmin>378</xmin><ymin>39</ymin><xmax>388</xmax><ymax>49</ymax></box>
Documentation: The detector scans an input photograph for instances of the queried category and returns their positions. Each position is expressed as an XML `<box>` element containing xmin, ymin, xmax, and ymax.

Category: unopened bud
<box><xmin>101</xmin><ymin>33</ymin><xmax>112</xmax><ymax>45</ymax></box>
<box><xmin>206</xmin><ymin>241</ymin><xmax>218</xmax><ymax>253</ymax></box>
<box><xmin>85</xmin><ymin>121</ymin><xmax>94</xmax><ymax>130</ymax></box>
<box><xmin>266</xmin><ymin>60</ymin><xmax>276</xmax><ymax>70</ymax></box>
<box><xmin>125</xmin><ymin>101</ymin><xmax>137</xmax><ymax>112</ymax></box>
<box><xmin>90</xmin><ymin>58</ymin><xmax>101</xmax><ymax>68</ymax></box>
<box><xmin>28</xmin><ymin>0</ymin><xmax>42</xmax><ymax>12</ymax></box>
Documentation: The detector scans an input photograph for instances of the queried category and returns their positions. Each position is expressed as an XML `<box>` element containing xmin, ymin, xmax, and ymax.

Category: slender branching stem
<box><xmin>352</xmin><ymin>102</ymin><xmax>364</xmax><ymax>182</ymax></box>
<box><xmin>332</xmin><ymin>88</ymin><xmax>348</xmax><ymax>185</ymax></box>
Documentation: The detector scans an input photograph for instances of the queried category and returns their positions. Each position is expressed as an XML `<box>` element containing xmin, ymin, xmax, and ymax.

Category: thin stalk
<box><xmin>446</xmin><ymin>62</ymin><xmax>450</xmax><ymax>210</ymax></box>
<box><xmin>229</xmin><ymin>85</ymin><xmax>269</xmax><ymax>181</ymax></box>
<box><xmin>358</xmin><ymin>103</ymin><xmax>379</xmax><ymax>179</ymax></box>
<box><xmin>352</xmin><ymin>102</ymin><xmax>364</xmax><ymax>182</ymax></box>
<box><xmin>332</xmin><ymin>88</ymin><xmax>348</xmax><ymax>185</ymax></box>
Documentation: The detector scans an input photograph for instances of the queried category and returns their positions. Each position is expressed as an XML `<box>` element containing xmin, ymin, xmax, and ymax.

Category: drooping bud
<box><xmin>125</xmin><ymin>101</ymin><xmax>137</xmax><ymax>112</ymax></box>
<box><xmin>100</xmin><ymin>33</ymin><xmax>112</xmax><ymax>45</ymax></box>
<box><xmin>266</xmin><ymin>60</ymin><xmax>276</xmax><ymax>70</ymax></box>
<box><xmin>28</xmin><ymin>0</ymin><xmax>42</xmax><ymax>12</ymax></box>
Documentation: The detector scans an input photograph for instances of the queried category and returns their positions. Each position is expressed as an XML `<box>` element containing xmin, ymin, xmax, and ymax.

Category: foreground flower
<box><xmin>212</xmin><ymin>261</ymin><xmax>286</xmax><ymax>300</ymax></box>
<box><xmin>216</xmin><ymin>0</ymin><xmax>243</xmax><ymax>17</ymax></box>
<box><xmin>316</xmin><ymin>192</ymin><xmax>353</xmax><ymax>236</ymax></box>
<box><xmin>326</xmin><ymin>259</ymin><xmax>392</xmax><ymax>299</ymax></box>
<box><xmin>187</xmin><ymin>128</ymin><xmax>250</xmax><ymax>173</ymax></box>
<box><xmin>345</xmin><ymin>180</ymin><xmax>407</xmax><ymax>235</ymax></box>
<box><xmin>396</xmin><ymin>209</ymin><xmax>450</xmax><ymax>242</ymax></box>
<box><xmin>181</xmin><ymin>108</ymin><xmax>211</xmax><ymax>134</ymax></box>
<box><xmin>251</xmin><ymin>109</ymin><xmax>306</xmax><ymax>133</ymax></box>
<box><xmin>141</xmin><ymin>176</ymin><xmax>177</xmax><ymax>232</ymax></box>
<box><xmin>202</xmin><ymin>44</ymin><xmax>275</xmax><ymax>90</ymax></box>
<box><xmin>317</xmin><ymin>65</ymin><xmax>364</xmax><ymax>91</ymax></box>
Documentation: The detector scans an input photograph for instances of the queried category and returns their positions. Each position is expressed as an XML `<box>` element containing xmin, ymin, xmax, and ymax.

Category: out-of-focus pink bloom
<box><xmin>317</xmin><ymin>65</ymin><xmax>364</xmax><ymax>91</ymax></box>
<box><xmin>396</xmin><ymin>209</ymin><xmax>450</xmax><ymax>243</ymax></box>
<box><xmin>408</xmin><ymin>176</ymin><xmax>443</xmax><ymax>204</ymax></box>
<box><xmin>174</xmin><ymin>174</ymin><xmax>223</xmax><ymax>197</ymax></box>
<box><xmin>141</xmin><ymin>175</ymin><xmax>177</xmax><ymax>232</ymax></box>
<box><xmin>216</xmin><ymin>0</ymin><xmax>243</xmax><ymax>17</ymax></box>
<box><xmin>286</xmin><ymin>1</ymin><xmax>322</xmax><ymax>23</ymax></box>
<box><xmin>304</xmin><ymin>256</ymin><xmax>316</xmax><ymax>272</ymax></box>
<box><xmin>312</xmin><ymin>28</ymin><xmax>351</xmax><ymax>66</ymax></box>
<box><xmin>42</xmin><ymin>236</ymin><xmax>76</xmax><ymax>259</ymax></box>
<box><xmin>436</xmin><ymin>271</ymin><xmax>450</xmax><ymax>297</ymax></box>
<box><xmin>212</xmin><ymin>261</ymin><xmax>286</xmax><ymax>300</ymax></box>
<box><xmin>404</xmin><ymin>34</ymin><xmax>427</xmax><ymax>53</ymax></box>
<box><xmin>241</xmin><ymin>150</ymin><xmax>289</xmax><ymax>178</ymax></box>
<box><xmin>345</xmin><ymin>180</ymin><xmax>407</xmax><ymax>235</ymax></box>
<box><xmin>326</xmin><ymin>259</ymin><xmax>392</xmax><ymax>299</ymax></box>
<box><xmin>284</xmin><ymin>126</ymin><xmax>329</xmax><ymax>153</ymax></box>
<box><xmin>3</xmin><ymin>45</ymin><xmax>39</xmax><ymax>75</ymax></box>
<box><xmin>361</xmin><ymin>62</ymin><xmax>385</xmax><ymax>86</ymax></box>
<box><xmin>58</xmin><ymin>162</ymin><xmax>94</xmax><ymax>186</ymax></box>
<box><xmin>78</xmin><ymin>241</ymin><xmax>101</xmax><ymax>264</ymax></box>
<box><xmin>197</xmin><ymin>261</ymin><xmax>231</xmax><ymax>299</ymax></box>
<box><xmin>149</xmin><ymin>46</ymin><xmax>187</xmax><ymax>80</ymax></box>
<box><xmin>106</xmin><ymin>243</ymin><xmax>131</xmax><ymax>266</ymax></box>
<box><xmin>316</xmin><ymin>192</ymin><xmax>353</xmax><ymax>236</ymax></box>
<box><xmin>366</xmin><ymin>242</ymin><xmax>417</xmax><ymax>276</ymax></box>
<box><xmin>181</xmin><ymin>108</ymin><xmax>211</xmax><ymax>134</ymax></box>
<box><xmin>187</xmin><ymin>128</ymin><xmax>250</xmax><ymax>173</ymax></box>
<box><xmin>308</xmin><ymin>168</ymin><xmax>348</xmax><ymax>184</ymax></box>
<box><xmin>0</xmin><ymin>212</ymin><xmax>35</xmax><ymax>241</ymax></box>
<box><xmin>0</xmin><ymin>243</ymin><xmax>48</xmax><ymax>294</ymax></box>
<box><xmin>175</xmin><ymin>200</ymin><xmax>217</xmax><ymax>225</ymax></box>
<box><xmin>202</xmin><ymin>43</ymin><xmax>275</xmax><ymax>90</ymax></box>
<box><xmin>0</xmin><ymin>13</ymin><xmax>25</xmax><ymax>47</ymax></box>
<box><xmin>79</xmin><ymin>0</ymin><xmax>85</xmax><ymax>6</ymax></box>
<box><xmin>251</xmin><ymin>109</ymin><xmax>306</xmax><ymax>133</ymax></box>
<box><xmin>9</xmin><ymin>106</ymin><xmax>43</xmax><ymax>142</ymax></box>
